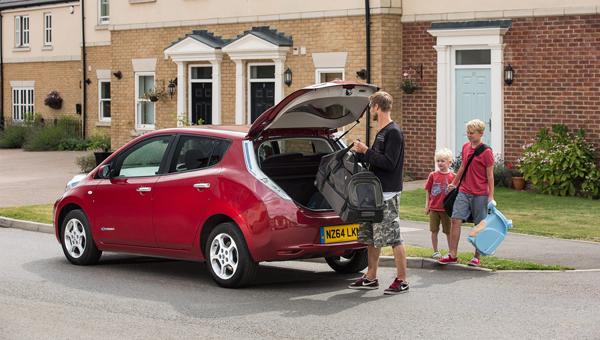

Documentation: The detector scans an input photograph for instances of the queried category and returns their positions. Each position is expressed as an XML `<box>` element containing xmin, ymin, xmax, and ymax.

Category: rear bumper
<box><xmin>267</xmin><ymin>241</ymin><xmax>367</xmax><ymax>261</ymax></box>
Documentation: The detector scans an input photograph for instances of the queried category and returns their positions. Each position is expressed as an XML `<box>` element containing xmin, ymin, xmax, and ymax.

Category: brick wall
<box><xmin>503</xmin><ymin>15</ymin><xmax>600</xmax><ymax>163</ymax></box>
<box><xmin>85</xmin><ymin>45</ymin><xmax>113</xmax><ymax>139</ymax></box>
<box><xmin>402</xmin><ymin>15</ymin><xmax>600</xmax><ymax>179</ymax></box>
<box><xmin>2</xmin><ymin>61</ymin><xmax>81</xmax><ymax>126</ymax></box>
<box><xmin>106</xmin><ymin>15</ymin><xmax>402</xmax><ymax>148</ymax></box>
<box><xmin>401</xmin><ymin>21</ymin><xmax>437</xmax><ymax>178</ymax></box>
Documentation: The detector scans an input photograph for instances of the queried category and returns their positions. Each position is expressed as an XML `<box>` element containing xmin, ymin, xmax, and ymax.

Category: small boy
<box><xmin>425</xmin><ymin>148</ymin><xmax>455</xmax><ymax>259</ymax></box>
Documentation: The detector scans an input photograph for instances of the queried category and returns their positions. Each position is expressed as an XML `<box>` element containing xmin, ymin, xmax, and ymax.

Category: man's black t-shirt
<box><xmin>357</xmin><ymin>121</ymin><xmax>405</xmax><ymax>192</ymax></box>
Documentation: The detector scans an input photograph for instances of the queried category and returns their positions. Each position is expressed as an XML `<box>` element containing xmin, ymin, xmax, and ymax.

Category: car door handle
<box><xmin>193</xmin><ymin>183</ymin><xmax>211</xmax><ymax>189</ymax></box>
<box><xmin>136</xmin><ymin>187</ymin><xmax>152</xmax><ymax>193</ymax></box>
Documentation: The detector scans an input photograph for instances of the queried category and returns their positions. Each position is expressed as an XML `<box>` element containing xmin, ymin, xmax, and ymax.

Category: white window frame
<box><xmin>43</xmin><ymin>13</ymin><xmax>52</xmax><ymax>46</ymax></box>
<box><xmin>135</xmin><ymin>72</ymin><xmax>155</xmax><ymax>130</ymax></box>
<box><xmin>99</xmin><ymin>0</ymin><xmax>109</xmax><ymax>24</ymax></box>
<box><xmin>12</xmin><ymin>87</ymin><xmax>34</xmax><ymax>122</ymax></box>
<box><xmin>315</xmin><ymin>68</ymin><xmax>345</xmax><ymax>84</ymax></box>
<box><xmin>247</xmin><ymin>62</ymin><xmax>275</xmax><ymax>124</ymax></box>
<box><xmin>98</xmin><ymin>80</ymin><xmax>111</xmax><ymax>122</ymax></box>
<box><xmin>188</xmin><ymin>64</ymin><xmax>213</xmax><ymax>125</ymax></box>
<box><xmin>15</xmin><ymin>15</ymin><xmax>29</xmax><ymax>47</ymax></box>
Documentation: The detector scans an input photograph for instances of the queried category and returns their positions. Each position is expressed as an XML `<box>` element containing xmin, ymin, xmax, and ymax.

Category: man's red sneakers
<box><xmin>437</xmin><ymin>254</ymin><xmax>458</xmax><ymax>264</ymax></box>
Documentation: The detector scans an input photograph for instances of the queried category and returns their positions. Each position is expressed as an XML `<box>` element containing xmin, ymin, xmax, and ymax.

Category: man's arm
<box><xmin>363</xmin><ymin>130</ymin><xmax>402</xmax><ymax>171</ymax></box>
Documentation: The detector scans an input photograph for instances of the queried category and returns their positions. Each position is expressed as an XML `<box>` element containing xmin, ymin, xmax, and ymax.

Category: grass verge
<box><xmin>0</xmin><ymin>204</ymin><xmax>53</xmax><ymax>224</ymax></box>
<box><xmin>381</xmin><ymin>245</ymin><xmax>572</xmax><ymax>271</ymax></box>
<box><xmin>400</xmin><ymin>187</ymin><xmax>600</xmax><ymax>242</ymax></box>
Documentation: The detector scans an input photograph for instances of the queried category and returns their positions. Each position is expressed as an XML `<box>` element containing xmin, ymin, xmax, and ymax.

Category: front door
<box><xmin>250</xmin><ymin>82</ymin><xmax>274</xmax><ymax>123</ymax></box>
<box><xmin>92</xmin><ymin>135</ymin><xmax>173</xmax><ymax>247</ymax></box>
<box><xmin>455</xmin><ymin>68</ymin><xmax>491</xmax><ymax>151</ymax></box>
<box><xmin>191</xmin><ymin>82</ymin><xmax>212</xmax><ymax>125</ymax></box>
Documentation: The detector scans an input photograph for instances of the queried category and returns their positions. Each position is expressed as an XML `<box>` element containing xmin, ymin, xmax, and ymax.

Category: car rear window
<box><xmin>169</xmin><ymin>135</ymin><xmax>231</xmax><ymax>173</ymax></box>
<box><xmin>258</xmin><ymin>137</ymin><xmax>333</xmax><ymax>164</ymax></box>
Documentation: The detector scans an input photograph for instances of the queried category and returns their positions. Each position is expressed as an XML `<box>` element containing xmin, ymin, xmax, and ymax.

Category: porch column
<box><xmin>176</xmin><ymin>61</ymin><xmax>186</xmax><ymax>127</ymax></box>
<box><xmin>433</xmin><ymin>45</ymin><xmax>452</xmax><ymax>154</ymax></box>
<box><xmin>209</xmin><ymin>58</ymin><xmax>222</xmax><ymax>125</ymax></box>
<box><xmin>273</xmin><ymin>57</ymin><xmax>286</xmax><ymax>104</ymax></box>
<box><xmin>234</xmin><ymin>59</ymin><xmax>245</xmax><ymax>125</ymax></box>
<box><xmin>489</xmin><ymin>43</ymin><xmax>504</xmax><ymax>156</ymax></box>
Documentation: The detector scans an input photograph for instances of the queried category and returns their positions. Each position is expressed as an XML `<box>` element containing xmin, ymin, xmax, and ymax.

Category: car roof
<box><xmin>144</xmin><ymin>125</ymin><xmax>249</xmax><ymax>140</ymax></box>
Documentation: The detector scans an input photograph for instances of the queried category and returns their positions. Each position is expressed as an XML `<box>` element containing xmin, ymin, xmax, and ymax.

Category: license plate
<box><xmin>320</xmin><ymin>224</ymin><xmax>359</xmax><ymax>244</ymax></box>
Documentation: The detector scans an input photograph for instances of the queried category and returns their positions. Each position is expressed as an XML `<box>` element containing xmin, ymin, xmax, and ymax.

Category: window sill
<box><xmin>95</xmin><ymin>24</ymin><xmax>109</xmax><ymax>31</ymax></box>
<box><xmin>130</xmin><ymin>127</ymin><xmax>155</xmax><ymax>137</ymax></box>
<box><xmin>42</xmin><ymin>46</ymin><xmax>53</xmax><ymax>51</ymax></box>
<box><xmin>129</xmin><ymin>0</ymin><xmax>156</xmax><ymax>3</ymax></box>
<box><xmin>96</xmin><ymin>121</ymin><xmax>111</xmax><ymax>127</ymax></box>
<box><xmin>13</xmin><ymin>47</ymin><xmax>31</xmax><ymax>52</ymax></box>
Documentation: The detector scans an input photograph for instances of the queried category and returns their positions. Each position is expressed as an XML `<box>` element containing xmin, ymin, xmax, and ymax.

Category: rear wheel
<box><xmin>205</xmin><ymin>222</ymin><xmax>257</xmax><ymax>288</ymax></box>
<box><xmin>325</xmin><ymin>249</ymin><xmax>368</xmax><ymax>274</ymax></box>
<box><xmin>60</xmin><ymin>209</ymin><xmax>102</xmax><ymax>265</ymax></box>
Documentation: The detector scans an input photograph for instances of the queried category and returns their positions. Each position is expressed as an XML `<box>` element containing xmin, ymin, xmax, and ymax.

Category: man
<box><xmin>348</xmin><ymin>91</ymin><xmax>408</xmax><ymax>295</ymax></box>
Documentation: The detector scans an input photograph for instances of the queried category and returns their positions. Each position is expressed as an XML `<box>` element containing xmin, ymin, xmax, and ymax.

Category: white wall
<box><xmin>402</xmin><ymin>0</ymin><xmax>599</xmax><ymax>16</ymax></box>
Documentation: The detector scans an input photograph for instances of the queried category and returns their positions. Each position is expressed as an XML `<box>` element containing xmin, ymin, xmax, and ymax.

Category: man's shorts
<box><xmin>429</xmin><ymin>210</ymin><xmax>451</xmax><ymax>234</ymax></box>
<box><xmin>358</xmin><ymin>194</ymin><xmax>404</xmax><ymax>248</ymax></box>
<box><xmin>451</xmin><ymin>192</ymin><xmax>488</xmax><ymax>224</ymax></box>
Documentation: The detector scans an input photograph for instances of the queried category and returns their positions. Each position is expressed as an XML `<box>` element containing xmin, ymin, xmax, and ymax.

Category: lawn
<box><xmin>382</xmin><ymin>245</ymin><xmax>571</xmax><ymax>271</ymax></box>
<box><xmin>400</xmin><ymin>187</ymin><xmax>600</xmax><ymax>242</ymax></box>
<box><xmin>0</xmin><ymin>204</ymin><xmax>53</xmax><ymax>224</ymax></box>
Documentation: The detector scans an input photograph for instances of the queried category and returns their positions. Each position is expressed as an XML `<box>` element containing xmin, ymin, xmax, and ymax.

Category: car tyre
<box><xmin>325</xmin><ymin>249</ymin><xmax>368</xmax><ymax>274</ymax></box>
<box><xmin>61</xmin><ymin>209</ymin><xmax>102</xmax><ymax>265</ymax></box>
<box><xmin>205</xmin><ymin>222</ymin><xmax>257</xmax><ymax>288</ymax></box>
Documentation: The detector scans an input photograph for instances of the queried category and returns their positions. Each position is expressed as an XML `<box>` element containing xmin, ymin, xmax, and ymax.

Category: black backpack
<box><xmin>316</xmin><ymin>144</ymin><xmax>384</xmax><ymax>223</ymax></box>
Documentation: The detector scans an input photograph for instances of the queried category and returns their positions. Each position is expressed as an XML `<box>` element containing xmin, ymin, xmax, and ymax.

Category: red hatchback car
<box><xmin>54</xmin><ymin>81</ymin><xmax>377</xmax><ymax>287</ymax></box>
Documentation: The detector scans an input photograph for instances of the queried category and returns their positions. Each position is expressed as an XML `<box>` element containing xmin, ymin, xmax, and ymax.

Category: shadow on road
<box><xmin>23</xmin><ymin>253</ymin><xmax>491</xmax><ymax>319</ymax></box>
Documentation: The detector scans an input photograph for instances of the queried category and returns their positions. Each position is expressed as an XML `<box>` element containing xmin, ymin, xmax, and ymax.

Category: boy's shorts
<box><xmin>358</xmin><ymin>194</ymin><xmax>404</xmax><ymax>248</ymax></box>
<box><xmin>429</xmin><ymin>211</ymin><xmax>451</xmax><ymax>234</ymax></box>
<box><xmin>451</xmin><ymin>192</ymin><xmax>488</xmax><ymax>224</ymax></box>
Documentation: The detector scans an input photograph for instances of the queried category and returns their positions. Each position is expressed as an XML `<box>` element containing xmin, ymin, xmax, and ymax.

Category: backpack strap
<box><xmin>456</xmin><ymin>144</ymin><xmax>489</xmax><ymax>189</ymax></box>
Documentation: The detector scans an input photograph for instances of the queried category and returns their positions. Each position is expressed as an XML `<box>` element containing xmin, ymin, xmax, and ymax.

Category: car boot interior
<box><xmin>259</xmin><ymin>152</ymin><xmax>332</xmax><ymax>210</ymax></box>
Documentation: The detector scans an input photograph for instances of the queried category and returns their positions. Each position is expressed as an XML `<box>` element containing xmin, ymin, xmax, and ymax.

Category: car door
<box><xmin>92</xmin><ymin>134</ymin><xmax>173</xmax><ymax>247</ymax></box>
<box><xmin>153</xmin><ymin>134</ymin><xmax>231</xmax><ymax>250</ymax></box>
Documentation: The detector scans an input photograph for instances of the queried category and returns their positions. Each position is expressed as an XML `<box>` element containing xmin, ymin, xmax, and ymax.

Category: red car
<box><xmin>54</xmin><ymin>81</ymin><xmax>377</xmax><ymax>287</ymax></box>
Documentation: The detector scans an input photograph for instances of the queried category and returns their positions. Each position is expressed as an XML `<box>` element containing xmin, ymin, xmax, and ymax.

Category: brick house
<box><xmin>1</xmin><ymin>0</ymin><xmax>598</xmax><ymax>178</ymax></box>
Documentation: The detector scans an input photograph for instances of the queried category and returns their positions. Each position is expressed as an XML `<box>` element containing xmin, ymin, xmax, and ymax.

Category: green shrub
<box><xmin>493</xmin><ymin>155</ymin><xmax>512</xmax><ymax>188</ymax></box>
<box><xmin>87</xmin><ymin>133</ymin><xmax>111</xmax><ymax>152</ymax></box>
<box><xmin>0</xmin><ymin>125</ymin><xmax>28</xmax><ymax>148</ymax></box>
<box><xmin>23</xmin><ymin>116</ymin><xmax>82</xmax><ymax>151</ymax></box>
<box><xmin>58</xmin><ymin>138</ymin><xmax>90</xmax><ymax>151</ymax></box>
<box><xmin>519</xmin><ymin>124</ymin><xmax>600</xmax><ymax>198</ymax></box>
<box><xmin>76</xmin><ymin>153</ymin><xmax>97</xmax><ymax>173</ymax></box>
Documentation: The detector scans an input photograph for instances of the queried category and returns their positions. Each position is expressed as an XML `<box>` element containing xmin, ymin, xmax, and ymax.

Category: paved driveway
<box><xmin>0</xmin><ymin>149</ymin><xmax>88</xmax><ymax>208</ymax></box>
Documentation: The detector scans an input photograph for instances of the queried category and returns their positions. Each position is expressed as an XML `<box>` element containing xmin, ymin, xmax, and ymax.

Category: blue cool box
<box><xmin>467</xmin><ymin>202</ymin><xmax>513</xmax><ymax>256</ymax></box>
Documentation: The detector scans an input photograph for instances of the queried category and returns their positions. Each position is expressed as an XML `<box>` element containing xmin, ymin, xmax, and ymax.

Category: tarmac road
<box><xmin>1</xmin><ymin>228</ymin><xmax>599</xmax><ymax>339</ymax></box>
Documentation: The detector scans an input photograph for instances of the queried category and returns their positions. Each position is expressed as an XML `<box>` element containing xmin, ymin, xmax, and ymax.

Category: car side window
<box><xmin>116</xmin><ymin>136</ymin><xmax>171</xmax><ymax>178</ymax></box>
<box><xmin>169</xmin><ymin>136</ymin><xmax>231</xmax><ymax>173</ymax></box>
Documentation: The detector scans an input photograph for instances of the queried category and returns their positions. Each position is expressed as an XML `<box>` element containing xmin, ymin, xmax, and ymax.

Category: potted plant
<box><xmin>401</xmin><ymin>72</ymin><xmax>418</xmax><ymax>94</ymax></box>
<box><xmin>44</xmin><ymin>90</ymin><xmax>63</xmax><ymax>110</ymax></box>
<box><xmin>507</xmin><ymin>162</ymin><xmax>525</xmax><ymax>190</ymax></box>
<box><xmin>88</xmin><ymin>134</ymin><xmax>112</xmax><ymax>166</ymax></box>
<box><xmin>144</xmin><ymin>87</ymin><xmax>167</xmax><ymax>102</ymax></box>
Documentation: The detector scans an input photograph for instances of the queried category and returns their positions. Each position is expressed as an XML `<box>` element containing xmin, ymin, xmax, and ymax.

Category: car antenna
<box><xmin>333</xmin><ymin>119</ymin><xmax>360</xmax><ymax>143</ymax></box>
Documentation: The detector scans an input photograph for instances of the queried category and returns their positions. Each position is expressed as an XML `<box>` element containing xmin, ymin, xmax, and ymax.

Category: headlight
<box><xmin>65</xmin><ymin>174</ymin><xmax>87</xmax><ymax>192</ymax></box>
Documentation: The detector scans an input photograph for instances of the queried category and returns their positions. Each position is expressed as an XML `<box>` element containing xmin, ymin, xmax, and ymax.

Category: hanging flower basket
<box><xmin>143</xmin><ymin>87</ymin><xmax>167</xmax><ymax>102</ymax></box>
<box><xmin>44</xmin><ymin>90</ymin><xmax>63</xmax><ymax>110</ymax></box>
<box><xmin>400</xmin><ymin>72</ymin><xmax>419</xmax><ymax>94</ymax></box>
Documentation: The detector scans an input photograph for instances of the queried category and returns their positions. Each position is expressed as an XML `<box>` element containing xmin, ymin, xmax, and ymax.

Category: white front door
<box><xmin>455</xmin><ymin>68</ymin><xmax>491</xmax><ymax>151</ymax></box>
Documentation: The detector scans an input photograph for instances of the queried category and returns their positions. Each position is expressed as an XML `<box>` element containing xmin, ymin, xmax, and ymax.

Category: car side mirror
<box><xmin>98</xmin><ymin>164</ymin><xmax>114</xmax><ymax>179</ymax></box>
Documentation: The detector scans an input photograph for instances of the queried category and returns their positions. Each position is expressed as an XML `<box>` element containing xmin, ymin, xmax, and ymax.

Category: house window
<box><xmin>15</xmin><ymin>15</ymin><xmax>30</xmax><ymax>47</ymax></box>
<box><xmin>135</xmin><ymin>73</ymin><xmax>155</xmax><ymax>129</ymax></box>
<box><xmin>99</xmin><ymin>0</ymin><xmax>109</xmax><ymax>24</ymax></box>
<box><xmin>315</xmin><ymin>68</ymin><xmax>345</xmax><ymax>83</ymax></box>
<box><xmin>12</xmin><ymin>87</ymin><xmax>34</xmax><ymax>122</ymax></box>
<box><xmin>99</xmin><ymin>80</ymin><xmax>111</xmax><ymax>122</ymax></box>
<box><xmin>44</xmin><ymin>13</ymin><xmax>52</xmax><ymax>46</ymax></box>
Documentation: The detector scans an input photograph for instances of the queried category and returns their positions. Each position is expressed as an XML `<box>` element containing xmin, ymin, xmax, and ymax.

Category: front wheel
<box><xmin>205</xmin><ymin>222</ymin><xmax>257</xmax><ymax>288</ymax></box>
<box><xmin>325</xmin><ymin>249</ymin><xmax>368</xmax><ymax>274</ymax></box>
<box><xmin>60</xmin><ymin>209</ymin><xmax>102</xmax><ymax>265</ymax></box>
